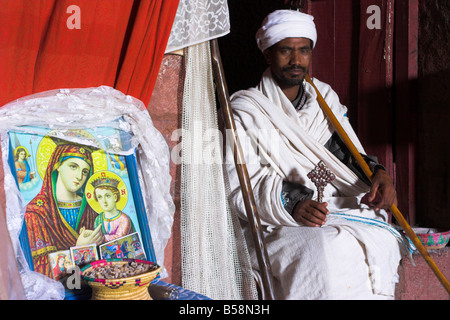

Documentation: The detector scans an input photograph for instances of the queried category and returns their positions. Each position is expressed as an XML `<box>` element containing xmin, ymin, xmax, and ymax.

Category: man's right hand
<box><xmin>292</xmin><ymin>200</ymin><xmax>329</xmax><ymax>227</ymax></box>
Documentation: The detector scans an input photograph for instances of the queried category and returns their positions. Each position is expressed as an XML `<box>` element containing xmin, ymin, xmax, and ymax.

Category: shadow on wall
<box><xmin>218</xmin><ymin>0</ymin><xmax>285</xmax><ymax>96</ymax></box>
<box><xmin>416</xmin><ymin>69</ymin><xmax>450</xmax><ymax>230</ymax></box>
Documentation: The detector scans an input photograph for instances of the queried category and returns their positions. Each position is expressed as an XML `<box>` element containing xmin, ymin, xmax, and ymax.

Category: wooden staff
<box><xmin>210</xmin><ymin>39</ymin><xmax>276</xmax><ymax>300</ymax></box>
<box><xmin>305</xmin><ymin>74</ymin><xmax>450</xmax><ymax>294</ymax></box>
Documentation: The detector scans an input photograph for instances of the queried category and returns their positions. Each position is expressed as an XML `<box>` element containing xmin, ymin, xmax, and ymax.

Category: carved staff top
<box><xmin>307</xmin><ymin>160</ymin><xmax>336</xmax><ymax>203</ymax></box>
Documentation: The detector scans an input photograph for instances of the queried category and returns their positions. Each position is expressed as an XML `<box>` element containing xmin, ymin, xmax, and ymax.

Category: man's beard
<box><xmin>275</xmin><ymin>65</ymin><xmax>307</xmax><ymax>86</ymax></box>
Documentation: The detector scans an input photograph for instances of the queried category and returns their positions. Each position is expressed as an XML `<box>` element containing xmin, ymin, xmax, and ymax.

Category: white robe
<box><xmin>226</xmin><ymin>68</ymin><xmax>413</xmax><ymax>300</ymax></box>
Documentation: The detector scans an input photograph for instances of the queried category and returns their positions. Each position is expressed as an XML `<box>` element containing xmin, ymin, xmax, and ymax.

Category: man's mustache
<box><xmin>282</xmin><ymin>65</ymin><xmax>307</xmax><ymax>72</ymax></box>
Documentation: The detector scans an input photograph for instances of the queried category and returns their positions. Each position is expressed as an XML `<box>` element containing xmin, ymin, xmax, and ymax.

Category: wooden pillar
<box><xmin>357</xmin><ymin>0</ymin><xmax>394</xmax><ymax>180</ymax></box>
<box><xmin>308</xmin><ymin>0</ymin><xmax>359</xmax><ymax>119</ymax></box>
<box><xmin>393</xmin><ymin>0</ymin><xmax>418</xmax><ymax>225</ymax></box>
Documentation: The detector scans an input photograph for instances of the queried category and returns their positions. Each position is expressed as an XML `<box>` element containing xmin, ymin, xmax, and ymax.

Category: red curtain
<box><xmin>0</xmin><ymin>0</ymin><xmax>179</xmax><ymax>299</ymax></box>
<box><xmin>0</xmin><ymin>0</ymin><xmax>179</xmax><ymax>107</ymax></box>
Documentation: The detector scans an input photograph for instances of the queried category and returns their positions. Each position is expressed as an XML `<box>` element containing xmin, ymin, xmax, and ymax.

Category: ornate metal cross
<box><xmin>307</xmin><ymin>160</ymin><xmax>336</xmax><ymax>203</ymax></box>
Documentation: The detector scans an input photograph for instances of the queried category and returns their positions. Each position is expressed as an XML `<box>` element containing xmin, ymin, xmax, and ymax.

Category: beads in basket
<box><xmin>83</xmin><ymin>260</ymin><xmax>157</xmax><ymax>280</ymax></box>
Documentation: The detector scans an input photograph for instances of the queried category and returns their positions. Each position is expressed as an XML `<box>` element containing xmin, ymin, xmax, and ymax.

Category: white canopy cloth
<box><xmin>165</xmin><ymin>0</ymin><xmax>230</xmax><ymax>53</ymax></box>
<box><xmin>226</xmin><ymin>69</ymin><xmax>414</xmax><ymax>299</ymax></box>
<box><xmin>0</xmin><ymin>86</ymin><xmax>174</xmax><ymax>299</ymax></box>
<box><xmin>179</xmin><ymin>42</ymin><xmax>257</xmax><ymax>300</ymax></box>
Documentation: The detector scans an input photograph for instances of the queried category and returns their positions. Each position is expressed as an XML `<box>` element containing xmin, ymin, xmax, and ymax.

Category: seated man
<box><xmin>226</xmin><ymin>10</ymin><xmax>412</xmax><ymax>300</ymax></box>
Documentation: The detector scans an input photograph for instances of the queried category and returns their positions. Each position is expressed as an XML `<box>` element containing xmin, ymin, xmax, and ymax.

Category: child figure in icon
<box><xmin>86</xmin><ymin>171</ymin><xmax>135</xmax><ymax>242</ymax></box>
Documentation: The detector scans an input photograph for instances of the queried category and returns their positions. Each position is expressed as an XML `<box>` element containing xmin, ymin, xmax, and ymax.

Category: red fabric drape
<box><xmin>0</xmin><ymin>0</ymin><xmax>179</xmax><ymax>299</ymax></box>
<box><xmin>0</xmin><ymin>0</ymin><xmax>179</xmax><ymax>107</ymax></box>
<box><xmin>115</xmin><ymin>0</ymin><xmax>179</xmax><ymax>104</ymax></box>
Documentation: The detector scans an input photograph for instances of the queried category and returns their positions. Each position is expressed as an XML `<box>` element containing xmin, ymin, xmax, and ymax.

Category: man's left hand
<box><xmin>368</xmin><ymin>169</ymin><xmax>397</xmax><ymax>211</ymax></box>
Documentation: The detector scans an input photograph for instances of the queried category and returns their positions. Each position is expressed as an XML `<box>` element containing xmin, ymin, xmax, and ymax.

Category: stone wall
<box><xmin>147</xmin><ymin>53</ymin><xmax>184</xmax><ymax>285</ymax></box>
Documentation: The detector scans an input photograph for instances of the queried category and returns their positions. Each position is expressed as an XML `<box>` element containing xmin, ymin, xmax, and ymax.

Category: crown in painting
<box><xmin>90</xmin><ymin>175</ymin><xmax>120</xmax><ymax>189</ymax></box>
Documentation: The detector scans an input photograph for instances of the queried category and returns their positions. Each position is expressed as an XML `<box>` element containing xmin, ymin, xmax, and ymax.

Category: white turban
<box><xmin>256</xmin><ymin>10</ymin><xmax>317</xmax><ymax>52</ymax></box>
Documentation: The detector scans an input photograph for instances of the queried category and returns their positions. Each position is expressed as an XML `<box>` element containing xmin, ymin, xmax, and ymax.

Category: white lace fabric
<box><xmin>180</xmin><ymin>42</ymin><xmax>257</xmax><ymax>300</ymax></box>
<box><xmin>166</xmin><ymin>0</ymin><xmax>230</xmax><ymax>53</ymax></box>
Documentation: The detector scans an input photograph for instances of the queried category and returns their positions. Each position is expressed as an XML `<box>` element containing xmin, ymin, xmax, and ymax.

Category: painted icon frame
<box><xmin>7</xmin><ymin>121</ymin><xmax>157</xmax><ymax>299</ymax></box>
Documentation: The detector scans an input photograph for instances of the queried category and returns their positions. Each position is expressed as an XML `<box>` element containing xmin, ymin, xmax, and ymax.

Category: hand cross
<box><xmin>307</xmin><ymin>160</ymin><xmax>336</xmax><ymax>203</ymax></box>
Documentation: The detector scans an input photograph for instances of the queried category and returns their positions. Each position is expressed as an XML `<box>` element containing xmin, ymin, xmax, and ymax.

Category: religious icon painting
<box><xmin>7</xmin><ymin>120</ymin><xmax>157</xmax><ymax>299</ymax></box>
<box><xmin>70</xmin><ymin>244</ymin><xmax>98</xmax><ymax>267</ymax></box>
<box><xmin>48</xmin><ymin>250</ymin><xmax>73</xmax><ymax>281</ymax></box>
<box><xmin>99</xmin><ymin>232</ymin><xmax>146</xmax><ymax>260</ymax></box>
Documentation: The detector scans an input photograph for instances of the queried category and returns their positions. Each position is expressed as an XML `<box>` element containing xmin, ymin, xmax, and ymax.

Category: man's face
<box><xmin>264</xmin><ymin>37</ymin><xmax>312</xmax><ymax>89</ymax></box>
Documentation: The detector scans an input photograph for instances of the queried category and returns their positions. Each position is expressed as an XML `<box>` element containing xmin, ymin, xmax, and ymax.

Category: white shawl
<box><xmin>228</xmin><ymin>68</ymin><xmax>374</xmax><ymax>227</ymax></box>
<box><xmin>226</xmin><ymin>69</ymin><xmax>413</xmax><ymax>299</ymax></box>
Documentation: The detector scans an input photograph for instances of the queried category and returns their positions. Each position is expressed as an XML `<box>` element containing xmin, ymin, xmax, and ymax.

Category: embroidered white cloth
<box><xmin>256</xmin><ymin>10</ymin><xmax>317</xmax><ymax>52</ymax></box>
<box><xmin>226</xmin><ymin>69</ymin><xmax>413</xmax><ymax>299</ymax></box>
<box><xmin>165</xmin><ymin>0</ymin><xmax>230</xmax><ymax>53</ymax></box>
<box><xmin>179</xmin><ymin>42</ymin><xmax>257</xmax><ymax>300</ymax></box>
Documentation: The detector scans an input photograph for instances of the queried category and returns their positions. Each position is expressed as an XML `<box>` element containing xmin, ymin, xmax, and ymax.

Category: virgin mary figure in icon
<box><xmin>24</xmin><ymin>138</ymin><xmax>103</xmax><ymax>278</ymax></box>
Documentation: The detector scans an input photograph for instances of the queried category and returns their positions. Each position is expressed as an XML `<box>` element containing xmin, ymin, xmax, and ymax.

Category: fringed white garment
<box><xmin>180</xmin><ymin>42</ymin><xmax>258</xmax><ymax>300</ymax></box>
<box><xmin>226</xmin><ymin>68</ymin><xmax>414</xmax><ymax>300</ymax></box>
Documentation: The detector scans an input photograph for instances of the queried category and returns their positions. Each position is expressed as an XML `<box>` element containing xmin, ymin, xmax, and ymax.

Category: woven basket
<box><xmin>81</xmin><ymin>258</ymin><xmax>161</xmax><ymax>300</ymax></box>
<box><xmin>413</xmin><ymin>228</ymin><xmax>450</xmax><ymax>250</ymax></box>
